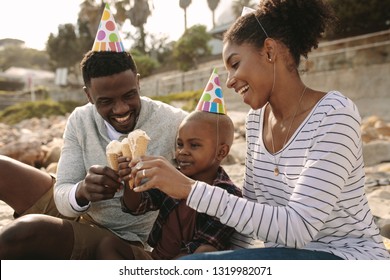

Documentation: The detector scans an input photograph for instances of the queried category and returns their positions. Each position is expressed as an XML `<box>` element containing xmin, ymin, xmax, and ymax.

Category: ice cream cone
<box><xmin>121</xmin><ymin>138</ymin><xmax>134</xmax><ymax>188</ymax></box>
<box><xmin>121</xmin><ymin>138</ymin><xmax>133</xmax><ymax>159</ymax></box>
<box><xmin>106</xmin><ymin>153</ymin><xmax>120</xmax><ymax>171</ymax></box>
<box><xmin>127</xmin><ymin>129</ymin><xmax>150</xmax><ymax>188</ymax></box>
<box><xmin>128</xmin><ymin>129</ymin><xmax>151</xmax><ymax>159</ymax></box>
<box><xmin>106</xmin><ymin>140</ymin><xmax>122</xmax><ymax>171</ymax></box>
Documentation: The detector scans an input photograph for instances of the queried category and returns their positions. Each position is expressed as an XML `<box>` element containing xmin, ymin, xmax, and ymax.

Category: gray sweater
<box><xmin>54</xmin><ymin>96</ymin><xmax>188</xmax><ymax>244</ymax></box>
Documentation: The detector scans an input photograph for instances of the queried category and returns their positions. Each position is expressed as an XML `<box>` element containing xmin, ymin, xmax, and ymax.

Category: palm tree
<box><xmin>78</xmin><ymin>0</ymin><xmax>152</xmax><ymax>53</ymax></box>
<box><xmin>78</xmin><ymin>0</ymin><xmax>104</xmax><ymax>42</ymax></box>
<box><xmin>128</xmin><ymin>0</ymin><xmax>152</xmax><ymax>53</ymax></box>
<box><xmin>207</xmin><ymin>0</ymin><xmax>220</xmax><ymax>28</ymax></box>
<box><xmin>231</xmin><ymin>0</ymin><xmax>257</xmax><ymax>18</ymax></box>
<box><xmin>179</xmin><ymin>0</ymin><xmax>192</xmax><ymax>31</ymax></box>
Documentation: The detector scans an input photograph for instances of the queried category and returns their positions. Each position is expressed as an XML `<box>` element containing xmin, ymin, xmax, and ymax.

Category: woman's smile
<box><xmin>237</xmin><ymin>84</ymin><xmax>250</xmax><ymax>97</ymax></box>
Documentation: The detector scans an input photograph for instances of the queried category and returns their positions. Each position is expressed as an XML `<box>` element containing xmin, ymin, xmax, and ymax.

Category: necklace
<box><xmin>270</xmin><ymin>86</ymin><xmax>307</xmax><ymax>176</ymax></box>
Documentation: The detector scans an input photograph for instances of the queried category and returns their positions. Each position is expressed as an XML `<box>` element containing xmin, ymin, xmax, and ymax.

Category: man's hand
<box><xmin>76</xmin><ymin>165</ymin><xmax>122</xmax><ymax>206</ymax></box>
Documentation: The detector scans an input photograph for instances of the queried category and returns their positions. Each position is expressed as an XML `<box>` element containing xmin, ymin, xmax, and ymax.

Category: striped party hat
<box><xmin>196</xmin><ymin>68</ymin><xmax>226</xmax><ymax>114</ymax></box>
<box><xmin>92</xmin><ymin>3</ymin><xmax>125</xmax><ymax>52</ymax></box>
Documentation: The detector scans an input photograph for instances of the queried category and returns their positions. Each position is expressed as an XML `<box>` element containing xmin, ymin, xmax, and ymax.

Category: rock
<box><xmin>222</xmin><ymin>154</ymin><xmax>237</xmax><ymax>165</ymax></box>
<box><xmin>362</xmin><ymin>140</ymin><xmax>390</xmax><ymax>166</ymax></box>
<box><xmin>229</xmin><ymin>140</ymin><xmax>247</xmax><ymax>165</ymax></box>
<box><xmin>46</xmin><ymin>162</ymin><xmax>58</xmax><ymax>174</ymax></box>
<box><xmin>366</xmin><ymin>186</ymin><xmax>390</xmax><ymax>221</ymax></box>
<box><xmin>42</xmin><ymin>138</ymin><xmax>63</xmax><ymax>168</ymax></box>
<box><xmin>362</xmin><ymin>127</ymin><xmax>378</xmax><ymax>143</ymax></box>
<box><xmin>381</xmin><ymin>224</ymin><xmax>390</xmax><ymax>239</ymax></box>
<box><xmin>377</xmin><ymin>163</ymin><xmax>390</xmax><ymax>173</ymax></box>
<box><xmin>0</xmin><ymin>115</ymin><xmax>67</xmax><ymax>168</ymax></box>
<box><xmin>361</xmin><ymin>116</ymin><xmax>390</xmax><ymax>143</ymax></box>
<box><xmin>0</xmin><ymin>140</ymin><xmax>44</xmax><ymax>166</ymax></box>
<box><xmin>377</xmin><ymin>126</ymin><xmax>390</xmax><ymax>138</ymax></box>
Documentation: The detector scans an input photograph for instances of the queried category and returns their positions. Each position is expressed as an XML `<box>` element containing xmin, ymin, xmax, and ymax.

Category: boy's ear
<box><xmin>216</xmin><ymin>144</ymin><xmax>230</xmax><ymax>161</ymax></box>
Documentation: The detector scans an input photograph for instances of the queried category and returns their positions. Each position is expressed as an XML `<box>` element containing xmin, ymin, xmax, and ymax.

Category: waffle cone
<box><xmin>121</xmin><ymin>138</ymin><xmax>133</xmax><ymax>159</ymax></box>
<box><xmin>121</xmin><ymin>138</ymin><xmax>134</xmax><ymax>188</ymax></box>
<box><xmin>106</xmin><ymin>153</ymin><xmax>120</xmax><ymax>171</ymax></box>
<box><xmin>131</xmin><ymin>137</ymin><xmax>149</xmax><ymax>158</ymax></box>
<box><xmin>127</xmin><ymin>129</ymin><xmax>150</xmax><ymax>188</ymax></box>
<box><xmin>106</xmin><ymin>139</ymin><xmax>122</xmax><ymax>172</ymax></box>
<box><xmin>128</xmin><ymin>129</ymin><xmax>150</xmax><ymax>159</ymax></box>
<box><xmin>128</xmin><ymin>137</ymin><xmax>149</xmax><ymax>188</ymax></box>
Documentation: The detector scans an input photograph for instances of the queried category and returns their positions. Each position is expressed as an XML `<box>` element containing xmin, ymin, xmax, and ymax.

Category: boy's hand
<box><xmin>117</xmin><ymin>156</ymin><xmax>142</xmax><ymax>211</ymax></box>
<box><xmin>117</xmin><ymin>156</ymin><xmax>132</xmax><ymax>187</ymax></box>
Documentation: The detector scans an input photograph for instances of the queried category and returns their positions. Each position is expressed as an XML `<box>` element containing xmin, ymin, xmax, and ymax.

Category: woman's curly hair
<box><xmin>223</xmin><ymin>0</ymin><xmax>337</xmax><ymax>66</ymax></box>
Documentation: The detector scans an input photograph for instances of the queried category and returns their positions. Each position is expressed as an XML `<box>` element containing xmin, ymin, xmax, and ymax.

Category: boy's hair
<box><xmin>183</xmin><ymin>111</ymin><xmax>234</xmax><ymax>147</ymax></box>
<box><xmin>80</xmin><ymin>51</ymin><xmax>138</xmax><ymax>87</ymax></box>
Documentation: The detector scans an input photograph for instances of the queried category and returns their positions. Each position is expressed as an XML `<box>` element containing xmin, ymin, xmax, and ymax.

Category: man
<box><xmin>0</xmin><ymin>4</ymin><xmax>187</xmax><ymax>259</ymax></box>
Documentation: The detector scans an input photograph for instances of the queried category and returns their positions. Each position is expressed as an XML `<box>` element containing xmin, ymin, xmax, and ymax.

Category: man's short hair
<box><xmin>80</xmin><ymin>51</ymin><xmax>138</xmax><ymax>87</ymax></box>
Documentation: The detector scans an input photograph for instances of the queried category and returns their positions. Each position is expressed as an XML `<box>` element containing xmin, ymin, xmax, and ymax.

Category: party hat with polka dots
<box><xmin>196</xmin><ymin>68</ymin><xmax>226</xmax><ymax>114</ymax></box>
<box><xmin>92</xmin><ymin>3</ymin><xmax>125</xmax><ymax>52</ymax></box>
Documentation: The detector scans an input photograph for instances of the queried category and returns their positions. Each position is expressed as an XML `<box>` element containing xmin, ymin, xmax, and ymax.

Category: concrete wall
<box><xmin>303</xmin><ymin>63</ymin><xmax>389</xmax><ymax>120</ymax></box>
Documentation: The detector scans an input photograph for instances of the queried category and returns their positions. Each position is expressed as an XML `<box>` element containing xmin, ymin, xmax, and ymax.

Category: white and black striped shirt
<box><xmin>187</xmin><ymin>91</ymin><xmax>390</xmax><ymax>260</ymax></box>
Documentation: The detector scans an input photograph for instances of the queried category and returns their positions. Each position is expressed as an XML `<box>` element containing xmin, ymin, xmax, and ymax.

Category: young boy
<box><xmin>96</xmin><ymin>109</ymin><xmax>242</xmax><ymax>259</ymax></box>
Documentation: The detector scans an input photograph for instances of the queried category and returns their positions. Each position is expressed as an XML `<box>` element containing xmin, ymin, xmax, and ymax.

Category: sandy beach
<box><xmin>0</xmin><ymin>200</ymin><xmax>13</xmax><ymax>230</ymax></box>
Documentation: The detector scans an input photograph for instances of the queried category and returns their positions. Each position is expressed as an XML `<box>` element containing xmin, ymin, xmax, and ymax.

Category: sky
<box><xmin>0</xmin><ymin>0</ymin><xmax>233</xmax><ymax>50</ymax></box>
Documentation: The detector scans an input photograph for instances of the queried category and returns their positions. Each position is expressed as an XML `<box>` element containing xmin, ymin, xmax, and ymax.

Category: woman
<box><xmin>129</xmin><ymin>0</ymin><xmax>390</xmax><ymax>260</ymax></box>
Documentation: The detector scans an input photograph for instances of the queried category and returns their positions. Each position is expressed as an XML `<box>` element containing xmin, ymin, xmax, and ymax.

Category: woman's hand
<box><xmin>129</xmin><ymin>156</ymin><xmax>195</xmax><ymax>200</ymax></box>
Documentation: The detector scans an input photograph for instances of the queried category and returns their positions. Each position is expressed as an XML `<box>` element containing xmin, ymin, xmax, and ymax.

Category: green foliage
<box><xmin>134</xmin><ymin>55</ymin><xmax>159</xmax><ymax>77</ymax></box>
<box><xmin>150</xmin><ymin>89</ymin><xmax>203</xmax><ymax>111</ymax></box>
<box><xmin>327</xmin><ymin>0</ymin><xmax>390</xmax><ymax>39</ymax></box>
<box><xmin>59</xmin><ymin>100</ymin><xmax>85</xmax><ymax>113</ymax></box>
<box><xmin>147</xmin><ymin>34</ymin><xmax>174</xmax><ymax>66</ymax></box>
<box><xmin>0</xmin><ymin>46</ymin><xmax>51</xmax><ymax>71</ymax></box>
<box><xmin>77</xmin><ymin>19</ymin><xmax>95</xmax><ymax>56</ymax></box>
<box><xmin>0</xmin><ymin>90</ymin><xmax>200</xmax><ymax>124</ymax></box>
<box><xmin>131</xmin><ymin>49</ymin><xmax>160</xmax><ymax>77</ymax></box>
<box><xmin>0</xmin><ymin>100</ymin><xmax>82</xmax><ymax>125</ymax></box>
<box><xmin>181</xmin><ymin>97</ymin><xmax>201</xmax><ymax>112</ymax></box>
<box><xmin>172</xmin><ymin>25</ymin><xmax>212</xmax><ymax>71</ymax></box>
<box><xmin>0</xmin><ymin>77</ymin><xmax>24</xmax><ymax>91</ymax></box>
<box><xmin>125</xmin><ymin>0</ymin><xmax>152</xmax><ymax>53</ymax></box>
<box><xmin>46</xmin><ymin>24</ymin><xmax>83</xmax><ymax>70</ymax></box>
